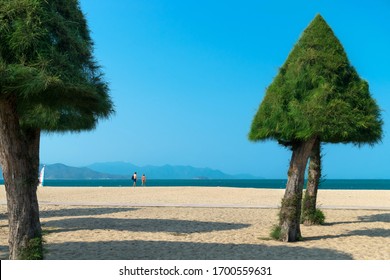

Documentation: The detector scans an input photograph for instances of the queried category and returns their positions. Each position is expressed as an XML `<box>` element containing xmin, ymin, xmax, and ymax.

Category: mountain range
<box><xmin>87</xmin><ymin>162</ymin><xmax>261</xmax><ymax>179</ymax></box>
<box><xmin>0</xmin><ymin>162</ymin><xmax>261</xmax><ymax>180</ymax></box>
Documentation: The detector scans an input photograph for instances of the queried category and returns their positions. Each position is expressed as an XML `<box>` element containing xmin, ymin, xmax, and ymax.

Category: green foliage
<box><xmin>249</xmin><ymin>14</ymin><xmax>382</xmax><ymax>146</ymax></box>
<box><xmin>0</xmin><ymin>0</ymin><xmax>114</xmax><ymax>132</ymax></box>
<box><xmin>312</xmin><ymin>209</ymin><xmax>325</xmax><ymax>225</ymax></box>
<box><xmin>301</xmin><ymin>190</ymin><xmax>325</xmax><ymax>225</ymax></box>
<box><xmin>19</xmin><ymin>234</ymin><xmax>44</xmax><ymax>260</ymax></box>
<box><xmin>270</xmin><ymin>225</ymin><xmax>282</xmax><ymax>240</ymax></box>
<box><xmin>301</xmin><ymin>207</ymin><xmax>325</xmax><ymax>225</ymax></box>
<box><xmin>270</xmin><ymin>224</ymin><xmax>304</xmax><ymax>241</ymax></box>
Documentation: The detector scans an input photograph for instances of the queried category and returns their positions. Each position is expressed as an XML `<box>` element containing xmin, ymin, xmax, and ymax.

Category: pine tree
<box><xmin>0</xmin><ymin>0</ymin><xmax>113</xmax><ymax>258</ymax></box>
<box><xmin>249</xmin><ymin>14</ymin><xmax>382</xmax><ymax>241</ymax></box>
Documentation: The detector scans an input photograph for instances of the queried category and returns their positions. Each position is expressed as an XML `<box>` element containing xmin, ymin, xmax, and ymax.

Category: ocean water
<box><xmin>28</xmin><ymin>179</ymin><xmax>390</xmax><ymax>190</ymax></box>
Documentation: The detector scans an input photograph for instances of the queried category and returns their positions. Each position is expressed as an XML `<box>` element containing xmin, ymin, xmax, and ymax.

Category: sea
<box><xmin>8</xmin><ymin>179</ymin><xmax>389</xmax><ymax>190</ymax></box>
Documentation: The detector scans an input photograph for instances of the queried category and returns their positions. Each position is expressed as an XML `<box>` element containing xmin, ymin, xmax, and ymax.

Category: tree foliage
<box><xmin>249</xmin><ymin>14</ymin><xmax>382</xmax><ymax>146</ymax></box>
<box><xmin>0</xmin><ymin>0</ymin><xmax>113</xmax><ymax>131</ymax></box>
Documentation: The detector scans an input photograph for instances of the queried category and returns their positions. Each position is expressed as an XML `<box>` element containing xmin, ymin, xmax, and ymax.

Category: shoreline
<box><xmin>3</xmin><ymin>178</ymin><xmax>389</xmax><ymax>190</ymax></box>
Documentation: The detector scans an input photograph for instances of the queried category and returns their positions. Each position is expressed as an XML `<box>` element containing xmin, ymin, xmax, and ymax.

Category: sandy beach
<box><xmin>0</xmin><ymin>187</ymin><xmax>389</xmax><ymax>260</ymax></box>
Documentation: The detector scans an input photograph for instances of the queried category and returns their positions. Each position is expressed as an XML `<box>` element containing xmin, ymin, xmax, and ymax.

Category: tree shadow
<box><xmin>322</xmin><ymin>212</ymin><xmax>390</xmax><ymax>226</ymax></box>
<box><xmin>323</xmin><ymin>220</ymin><xmax>362</xmax><ymax>226</ymax></box>
<box><xmin>305</xmin><ymin>228</ymin><xmax>390</xmax><ymax>241</ymax></box>
<box><xmin>348</xmin><ymin>228</ymin><xmax>390</xmax><ymax>237</ymax></box>
<box><xmin>305</xmin><ymin>209</ymin><xmax>390</xmax><ymax>241</ymax></box>
<box><xmin>40</xmin><ymin>207</ymin><xmax>138</xmax><ymax>218</ymax></box>
<box><xmin>358</xmin><ymin>213</ymin><xmax>390</xmax><ymax>223</ymax></box>
<box><xmin>44</xmin><ymin>217</ymin><xmax>250</xmax><ymax>234</ymax></box>
<box><xmin>44</xmin><ymin>240</ymin><xmax>353</xmax><ymax>260</ymax></box>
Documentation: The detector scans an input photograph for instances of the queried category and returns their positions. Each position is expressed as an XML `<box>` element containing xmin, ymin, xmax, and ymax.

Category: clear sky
<box><xmin>40</xmin><ymin>0</ymin><xmax>390</xmax><ymax>179</ymax></box>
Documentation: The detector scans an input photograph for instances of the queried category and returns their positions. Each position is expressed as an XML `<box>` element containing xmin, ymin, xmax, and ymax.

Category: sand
<box><xmin>0</xmin><ymin>186</ymin><xmax>389</xmax><ymax>260</ymax></box>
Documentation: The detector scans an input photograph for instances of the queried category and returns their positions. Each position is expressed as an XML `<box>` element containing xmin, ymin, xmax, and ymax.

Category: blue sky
<box><xmin>40</xmin><ymin>0</ymin><xmax>390</xmax><ymax>179</ymax></box>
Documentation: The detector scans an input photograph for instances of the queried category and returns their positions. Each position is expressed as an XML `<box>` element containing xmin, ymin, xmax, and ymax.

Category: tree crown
<box><xmin>0</xmin><ymin>0</ymin><xmax>114</xmax><ymax>132</ymax></box>
<box><xmin>249</xmin><ymin>14</ymin><xmax>382</xmax><ymax>145</ymax></box>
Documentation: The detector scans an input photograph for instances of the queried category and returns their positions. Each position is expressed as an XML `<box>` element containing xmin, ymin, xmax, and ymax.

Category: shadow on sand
<box><xmin>324</xmin><ymin>212</ymin><xmax>390</xmax><ymax>226</ymax></box>
<box><xmin>305</xmin><ymin>211</ymin><xmax>390</xmax><ymax>241</ymax></box>
<box><xmin>40</xmin><ymin>207</ymin><xmax>138</xmax><ymax>218</ymax></box>
<box><xmin>358</xmin><ymin>213</ymin><xmax>390</xmax><ymax>223</ymax></box>
<box><xmin>305</xmin><ymin>228</ymin><xmax>390</xmax><ymax>241</ymax></box>
<box><xmin>42</xmin><ymin>215</ymin><xmax>354</xmax><ymax>260</ymax></box>
<box><xmin>44</xmin><ymin>217</ymin><xmax>250</xmax><ymax>234</ymax></box>
<box><xmin>44</xmin><ymin>240</ymin><xmax>353</xmax><ymax>260</ymax></box>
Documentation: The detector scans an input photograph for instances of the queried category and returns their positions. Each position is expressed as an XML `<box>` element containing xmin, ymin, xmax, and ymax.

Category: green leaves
<box><xmin>249</xmin><ymin>14</ymin><xmax>382</xmax><ymax>145</ymax></box>
<box><xmin>0</xmin><ymin>0</ymin><xmax>114</xmax><ymax>132</ymax></box>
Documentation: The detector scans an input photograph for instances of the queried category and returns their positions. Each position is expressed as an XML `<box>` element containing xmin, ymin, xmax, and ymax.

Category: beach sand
<box><xmin>0</xmin><ymin>187</ymin><xmax>389</xmax><ymax>260</ymax></box>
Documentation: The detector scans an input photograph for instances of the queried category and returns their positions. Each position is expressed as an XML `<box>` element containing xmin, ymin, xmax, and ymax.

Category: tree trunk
<box><xmin>0</xmin><ymin>99</ymin><xmax>42</xmax><ymax>259</ymax></box>
<box><xmin>301</xmin><ymin>138</ymin><xmax>321</xmax><ymax>225</ymax></box>
<box><xmin>279</xmin><ymin>138</ymin><xmax>315</xmax><ymax>242</ymax></box>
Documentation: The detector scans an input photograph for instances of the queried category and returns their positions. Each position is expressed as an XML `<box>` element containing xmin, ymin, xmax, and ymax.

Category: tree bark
<box><xmin>0</xmin><ymin>99</ymin><xmax>42</xmax><ymax>259</ymax></box>
<box><xmin>301</xmin><ymin>138</ymin><xmax>321</xmax><ymax>225</ymax></box>
<box><xmin>279</xmin><ymin>137</ymin><xmax>315</xmax><ymax>242</ymax></box>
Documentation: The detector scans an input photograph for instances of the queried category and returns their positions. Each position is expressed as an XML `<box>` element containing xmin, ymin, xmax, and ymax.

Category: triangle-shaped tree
<box><xmin>249</xmin><ymin>14</ymin><xmax>382</xmax><ymax>242</ymax></box>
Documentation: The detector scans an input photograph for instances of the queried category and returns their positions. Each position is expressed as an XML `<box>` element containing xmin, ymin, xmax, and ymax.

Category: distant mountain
<box><xmin>87</xmin><ymin>162</ymin><xmax>262</xmax><ymax>179</ymax></box>
<box><xmin>87</xmin><ymin>162</ymin><xmax>138</xmax><ymax>177</ymax></box>
<box><xmin>40</xmin><ymin>163</ymin><xmax>124</xmax><ymax>179</ymax></box>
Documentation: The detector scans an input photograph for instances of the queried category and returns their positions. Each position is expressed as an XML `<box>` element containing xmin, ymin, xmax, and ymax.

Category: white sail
<box><xmin>38</xmin><ymin>165</ymin><xmax>45</xmax><ymax>187</ymax></box>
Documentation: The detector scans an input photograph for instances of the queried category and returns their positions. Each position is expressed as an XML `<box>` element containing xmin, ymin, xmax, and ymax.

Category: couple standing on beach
<box><xmin>131</xmin><ymin>172</ymin><xmax>146</xmax><ymax>187</ymax></box>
